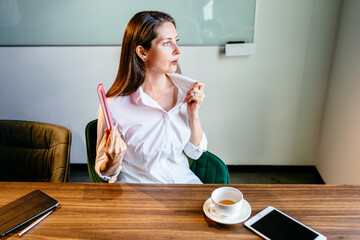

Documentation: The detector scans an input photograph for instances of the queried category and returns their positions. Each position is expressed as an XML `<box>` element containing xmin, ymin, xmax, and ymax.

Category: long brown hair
<box><xmin>106</xmin><ymin>11</ymin><xmax>177</xmax><ymax>98</ymax></box>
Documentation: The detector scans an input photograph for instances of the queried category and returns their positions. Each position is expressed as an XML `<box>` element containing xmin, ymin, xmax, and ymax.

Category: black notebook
<box><xmin>0</xmin><ymin>190</ymin><xmax>58</xmax><ymax>236</ymax></box>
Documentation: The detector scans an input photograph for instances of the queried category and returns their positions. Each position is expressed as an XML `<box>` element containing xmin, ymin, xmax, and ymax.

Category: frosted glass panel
<box><xmin>0</xmin><ymin>0</ymin><xmax>256</xmax><ymax>46</ymax></box>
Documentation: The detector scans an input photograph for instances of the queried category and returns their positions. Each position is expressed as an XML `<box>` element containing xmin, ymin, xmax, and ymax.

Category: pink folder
<box><xmin>97</xmin><ymin>84</ymin><xmax>114</xmax><ymax>130</ymax></box>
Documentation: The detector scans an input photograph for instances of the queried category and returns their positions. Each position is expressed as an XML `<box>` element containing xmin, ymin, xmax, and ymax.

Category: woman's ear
<box><xmin>135</xmin><ymin>45</ymin><xmax>147</xmax><ymax>62</ymax></box>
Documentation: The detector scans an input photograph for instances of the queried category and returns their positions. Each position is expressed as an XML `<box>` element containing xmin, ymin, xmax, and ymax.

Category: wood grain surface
<box><xmin>0</xmin><ymin>183</ymin><xmax>359</xmax><ymax>240</ymax></box>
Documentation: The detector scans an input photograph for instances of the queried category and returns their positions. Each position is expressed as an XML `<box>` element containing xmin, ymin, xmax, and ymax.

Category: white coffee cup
<box><xmin>210</xmin><ymin>187</ymin><xmax>243</xmax><ymax>217</ymax></box>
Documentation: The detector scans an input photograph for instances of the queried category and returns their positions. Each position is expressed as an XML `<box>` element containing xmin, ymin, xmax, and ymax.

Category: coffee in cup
<box><xmin>210</xmin><ymin>187</ymin><xmax>243</xmax><ymax>217</ymax></box>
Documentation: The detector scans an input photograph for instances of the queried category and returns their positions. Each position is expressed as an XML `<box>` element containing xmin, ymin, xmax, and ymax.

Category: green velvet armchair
<box><xmin>85</xmin><ymin>119</ymin><xmax>229</xmax><ymax>184</ymax></box>
<box><xmin>0</xmin><ymin>120</ymin><xmax>71</xmax><ymax>182</ymax></box>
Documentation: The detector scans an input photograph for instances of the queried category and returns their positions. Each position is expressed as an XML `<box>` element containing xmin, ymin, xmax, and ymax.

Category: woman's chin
<box><xmin>167</xmin><ymin>66</ymin><xmax>178</xmax><ymax>74</ymax></box>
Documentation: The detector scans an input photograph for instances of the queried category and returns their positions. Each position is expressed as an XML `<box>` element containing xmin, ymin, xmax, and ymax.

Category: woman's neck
<box><xmin>142</xmin><ymin>73</ymin><xmax>168</xmax><ymax>99</ymax></box>
<box><xmin>143</xmin><ymin>73</ymin><xmax>178</xmax><ymax>111</ymax></box>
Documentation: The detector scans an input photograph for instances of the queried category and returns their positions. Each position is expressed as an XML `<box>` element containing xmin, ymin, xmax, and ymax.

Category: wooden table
<box><xmin>0</xmin><ymin>183</ymin><xmax>359</xmax><ymax>240</ymax></box>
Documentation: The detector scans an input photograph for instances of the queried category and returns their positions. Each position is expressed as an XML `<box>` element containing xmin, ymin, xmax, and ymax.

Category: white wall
<box><xmin>0</xmin><ymin>0</ymin><xmax>341</xmax><ymax>165</ymax></box>
<box><xmin>317</xmin><ymin>0</ymin><xmax>360</xmax><ymax>184</ymax></box>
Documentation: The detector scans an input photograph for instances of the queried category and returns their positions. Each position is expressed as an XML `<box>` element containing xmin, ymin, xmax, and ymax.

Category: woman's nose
<box><xmin>173</xmin><ymin>44</ymin><xmax>181</xmax><ymax>55</ymax></box>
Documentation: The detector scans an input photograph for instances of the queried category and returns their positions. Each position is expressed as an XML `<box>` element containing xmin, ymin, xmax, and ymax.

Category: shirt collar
<box><xmin>167</xmin><ymin>73</ymin><xmax>197</xmax><ymax>104</ymax></box>
<box><xmin>132</xmin><ymin>87</ymin><xmax>162</xmax><ymax>110</ymax></box>
<box><xmin>130</xmin><ymin>89</ymin><xmax>141</xmax><ymax>105</ymax></box>
<box><xmin>130</xmin><ymin>73</ymin><xmax>198</xmax><ymax>109</ymax></box>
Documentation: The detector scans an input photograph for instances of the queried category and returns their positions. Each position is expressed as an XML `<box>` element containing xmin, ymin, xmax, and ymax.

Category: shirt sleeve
<box><xmin>183</xmin><ymin>132</ymin><xmax>208</xmax><ymax>160</ymax></box>
<box><xmin>95</xmin><ymin>106</ymin><xmax>121</xmax><ymax>182</ymax></box>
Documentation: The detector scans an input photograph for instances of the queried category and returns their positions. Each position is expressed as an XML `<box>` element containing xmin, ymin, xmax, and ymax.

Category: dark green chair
<box><xmin>187</xmin><ymin>151</ymin><xmax>229</xmax><ymax>184</ymax></box>
<box><xmin>85</xmin><ymin>119</ymin><xmax>229</xmax><ymax>184</ymax></box>
<box><xmin>85</xmin><ymin>119</ymin><xmax>106</xmax><ymax>183</ymax></box>
<box><xmin>0</xmin><ymin>120</ymin><xmax>71</xmax><ymax>182</ymax></box>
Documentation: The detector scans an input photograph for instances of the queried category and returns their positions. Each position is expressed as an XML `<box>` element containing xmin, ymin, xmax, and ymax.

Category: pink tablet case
<box><xmin>97</xmin><ymin>84</ymin><xmax>114</xmax><ymax>129</ymax></box>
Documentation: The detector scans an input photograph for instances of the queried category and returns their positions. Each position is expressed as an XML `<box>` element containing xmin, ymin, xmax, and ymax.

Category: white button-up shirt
<box><xmin>95</xmin><ymin>73</ymin><xmax>207</xmax><ymax>183</ymax></box>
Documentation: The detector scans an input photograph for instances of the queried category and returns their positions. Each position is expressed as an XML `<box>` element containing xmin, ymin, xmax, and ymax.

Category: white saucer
<box><xmin>203</xmin><ymin>198</ymin><xmax>251</xmax><ymax>225</ymax></box>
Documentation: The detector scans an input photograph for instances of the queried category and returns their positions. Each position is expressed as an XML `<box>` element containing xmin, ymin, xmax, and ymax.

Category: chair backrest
<box><xmin>85</xmin><ymin>119</ymin><xmax>106</xmax><ymax>182</ymax></box>
<box><xmin>188</xmin><ymin>152</ymin><xmax>230</xmax><ymax>184</ymax></box>
<box><xmin>85</xmin><ymin>119</ymin><xmax>229</xmax><ymax>184</ymax></box>
<box><xmin>0</xmin><ymin>120</ymin><xmax>71</xmax><ymax>182</ymax></box>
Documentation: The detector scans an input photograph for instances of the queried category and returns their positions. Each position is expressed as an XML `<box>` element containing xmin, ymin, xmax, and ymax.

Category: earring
<box><xmin>143</xmin><ymin>57</ymin><xmax>147</xmax><ymax>61</ymax></box>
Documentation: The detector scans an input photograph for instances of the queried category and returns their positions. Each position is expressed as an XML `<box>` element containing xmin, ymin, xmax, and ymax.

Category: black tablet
<box><xmin>244</xmin><ymin>206</ymin><xmax>326</xmax><ymax>240</ymax></box>
<box><xmin>0</xmin><ymin>190</ymin><xmax>58</xmax><ymax>236</ymax></box>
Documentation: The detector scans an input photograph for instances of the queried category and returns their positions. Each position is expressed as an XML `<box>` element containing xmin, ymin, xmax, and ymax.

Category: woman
<box><xmin>95</xmin><ymin>11</ymin><xmax>207</xmax><ymax>183</ymax></box>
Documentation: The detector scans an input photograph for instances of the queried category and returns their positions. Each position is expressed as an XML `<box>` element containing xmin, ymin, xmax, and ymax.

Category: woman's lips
<box><xmin>171</xmin><ymin>59</ymin><xmax>178</xmax><ymax>65</ymax></box>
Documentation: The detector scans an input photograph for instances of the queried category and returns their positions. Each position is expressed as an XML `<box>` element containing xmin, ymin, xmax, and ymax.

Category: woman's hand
<box><xmin>100</xmin><ymin>127</ymin><xmax>126</xmax><ymax>175</ymax></box>
<box><xmin>184</xmin><ymin>82</ymin><xmax>205</xmax><ymax>146</ymax></box>
<box><xmin>184</xmin><ymin>82</ymin><xmax>205</xmax><ymax>117</ymax></box>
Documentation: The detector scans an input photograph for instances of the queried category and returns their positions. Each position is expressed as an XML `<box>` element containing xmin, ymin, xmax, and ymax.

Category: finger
<box><xmin>120</xmin><ymin>140</ymin><xmax>127</xmax><ymax>155</ymax></box>
<box><xmin>186</xmin><ymin>92</ymin><xmax>196</xmax><ymax>103</ymax></box>
<box><xmin>104</xmin><ymin>129</ymin><xmax>110</xmax><ymax>148</ymax></box>
<box><xmin>104</xmin><ymin>129</ymin><xmax>112</xmax><ymax>156</ymax></box>
<box><xmin>192</xmin><ymin>87</ymin><xmax>203</xmax><ymax>98</ymax></box>
<box><xmin>194</xmin><ymin>82</ymin><xmax>205</xmax><ymax>91</ymax></box>
<box><xmin>192</xmin><ymin>88</ymin><xmax>203</xmax><ymax>96</ymax></box>
<box><xmin>184</xmin><ymin>91</ymin><xmax>193</xmax><ymax>103</ymax></box>
<box><xmin>194</xmin><ymin>92</ymin><xmax>205</xmax><ymax>100</ymax></box>
<box><xmin>188</xmin><ymin>96</ymin><xmax>199</xmax><ymax>104</ymax></box>
<box><xmin>114</xmin><ymin>136</ymin><xmax>121</xmax><ymax>155</ymax></box>
<box><xmin>115</xmin><ymin>129</ymin><xmax>127</xmax><ymax>154</ymax></box>
<box><xmin>108</xmin><ymin>129</ymin><xmax>116</xmax><ymax>153</ymax></box>
<box><xmin>185</xmin><ymin>86</ymin><xmax>196</xmax><ymax>101</ymax></box>
<box><xmin>190</xmin><ymin>91</ymin><xmax>205</xmax><ymax>103</ymax></box>
<box><xmin>115</xmin><ymin>129</ymin><xmax>124</xmax><ymax>155</ymax></box>
<box><xmin>185</xmin><ymin>86</ymin><xmax>203</xmax><ymax>103</ymax></box>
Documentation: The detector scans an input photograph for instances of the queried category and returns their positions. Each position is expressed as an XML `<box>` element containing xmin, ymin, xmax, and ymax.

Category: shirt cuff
<box><xmin>184</xmin><ymin>133</ymin><xmax>208</xmax><ymax>160</ymax></box>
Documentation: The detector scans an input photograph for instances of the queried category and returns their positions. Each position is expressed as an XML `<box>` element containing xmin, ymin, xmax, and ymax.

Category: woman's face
<box><xmin>144</xmin><ymin>21</ymin><xmax>181</xmax><ymax>74</ymax></box>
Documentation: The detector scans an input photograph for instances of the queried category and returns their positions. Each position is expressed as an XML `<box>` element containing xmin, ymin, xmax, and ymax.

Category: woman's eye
<box><xmin>164</xmin><ymin>42</ymin><xmax>171</xmax><ymax>46</ymax></box>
